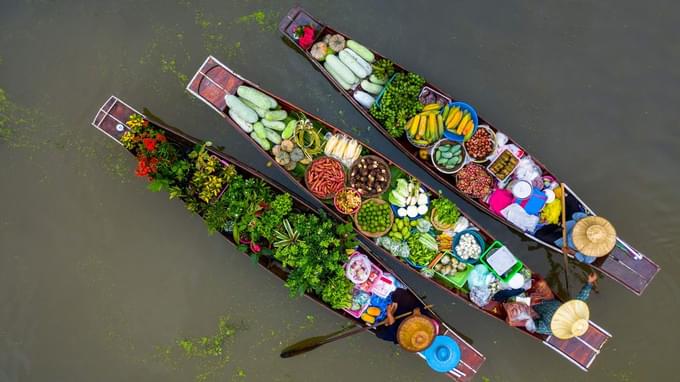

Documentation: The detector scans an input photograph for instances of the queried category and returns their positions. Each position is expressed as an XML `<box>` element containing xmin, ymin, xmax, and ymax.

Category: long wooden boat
<box><xmin>186</xmin><ymin>56</ymin><xmax>611</xmax><ymax>371</ymax></box>
<box><xmin>278</xmin><ymin>6</ymin><xmax>659</xmax><ymax>296</ymax></box>
<box><xmin>91</xmin><ymin>95</ymin><xmax>484</xmax><ymax>381</ymax></box>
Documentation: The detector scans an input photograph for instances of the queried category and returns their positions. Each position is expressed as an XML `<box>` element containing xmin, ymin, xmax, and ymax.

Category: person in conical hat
<box><xmin>375</xmin><ymin>288</ymin><xmax>439</xmax><ymax>344</ymax></box>
<box><xmin>395</xmin><ymin>308</ymin><xmax>436</xmax><ymax>352</ymax></box>
<box><xmin>532</xmin><ymin>272</ymin><xmax>598</xmax><ymax>337</ymax></box>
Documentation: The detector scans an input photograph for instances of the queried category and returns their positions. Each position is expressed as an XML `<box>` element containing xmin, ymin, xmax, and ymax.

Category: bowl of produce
<box><xmin>388</xmin><ymin>178</ymin><xmax>430</xmax><ymax>219</ymax></box>
<box><xmin>349</xmin><ymin>155</ymin><xmax>391</xmax><ymax>197</ymax></box>
<box><xmin>404</xmin><ymin>232</ymin><xmax>438</xmax><ymax>268</ymax></box>
<box><xmin>404</xmin><ymin>106</ymin><xmax>445</xmax><ymax>149</ymax></box>
<box><xmin>430</xmin><ymin>139</ymin><xmax>467</xmax><ymax>174</ymax></box>
<box><xmin>345</xmin><ymin>253</ymin><xmax>373</xmax><ymax>284</ymax></box>
<box><xmin>442</xmin><ymin>102</ymin><xmax>478</xmax><ymax>142</ymax></box>
<box><xmin>487</xmin><ymin>149</ymin><xmax>520</xmax><ymax>182</ymax></box>
<box><xmin>354</xmin><ymin>198</ymin><xmax>394</xmax><ymax>238</ymax></box>
<box><xmin>305</xmin><ymin>156</ymin><xmax>346</xmax><ymax>199</ymax></box>
<box><xmin>464</xmin><ymin>125</ymin><xmax>496</xmax><ymax>162</ymax></box>
<box><xmin>334</xmin><ymin>187</ymin><xmax>362</xmax><ymax>215</ymax></box>
<box><xmin>456</xmin><ymin>163</ymin><xmax>494</xmax><ymax>199</ymax></box>
<box><xmin>452</xmin><ymin>230</ymin><xmax>486</xmax><ymax>264</ymax></box>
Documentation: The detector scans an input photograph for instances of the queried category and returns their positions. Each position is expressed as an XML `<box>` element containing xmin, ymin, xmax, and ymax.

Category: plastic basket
<box><xmin>435</xmin><ymin>263</ymin><xmax>473</xmax><ymax>289</ymax></box>
<box><xmin>480</xmin><ymin>241</ymin><xmax>524</xmax><ymax>283</ymax></box>
<box><xmin>452</xmin><ymin>230</ymin><xmax>486</xmax><ymax>264</ymax></box>
<box><xmin>442</xmin><ymin>101</ymin><xmax>478</xmax><ymax>142</ymax></box>
<box><xmin>373</xmin><ymin>73</ymin><xmax>398</xmax><ymax>109</ymax></box>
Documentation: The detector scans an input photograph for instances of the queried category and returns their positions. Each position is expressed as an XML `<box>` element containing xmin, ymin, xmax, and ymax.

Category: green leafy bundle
<box><xmin>431</xmin><ymin>197</ymin><xmax>461</xmax><ymax>226</ymax></box>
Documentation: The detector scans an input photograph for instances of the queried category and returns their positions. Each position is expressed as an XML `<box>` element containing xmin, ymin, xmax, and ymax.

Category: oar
<box><xmin>280</xmin><ymin>304</ymin><xmax>433</xmax><ymax>358</ymax></box>
<box><xmin>560</xmin><ymin>183</ymin><xmax>571</xmax><ymax>297</ymax></box>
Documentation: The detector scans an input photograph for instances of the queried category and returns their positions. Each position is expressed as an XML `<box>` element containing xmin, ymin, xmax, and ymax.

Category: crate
<box><xmin>479</xmin><ymin>241</ymin><xmax>524</xmax><ymax>283</ymax></box>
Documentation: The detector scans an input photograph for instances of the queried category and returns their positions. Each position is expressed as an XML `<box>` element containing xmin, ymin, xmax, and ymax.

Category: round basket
<box><xmin>334</xmin><ymin>187</ymin><xmax>363</xmax><ymax>215</ymax></box>
<box><xmin>430</xmin><ymin>139</ymin><xmax>467</xmax><ymax>174</ymax></box>
<box><xmin>455</xmin><ymin>163</ymin><xmax>494</xmax><ymax>199</ymax></box>
<box><xmin>348</xmin><ymin>155</ymin><xmax>392</xmax><ymax>198</ymax></box>
<box><xmin>353</xmin><ymin>198</ymin><xmax>394</xmax><ymax>238</ymax></box>
<box><xmin>465</xmin><ymin>125</ymin><xmax>497</xmax><ymax>163</ymax></box>
<box><xmin>443</xmin><ymin>101</ymin><xmax>478</xmax><ymax>142</ymax></box>
<box><xmin>430</xmin><ymin>207</ymin><xmax>455</xmax><ymax>231</ymax></box>
<box><xmin>452</xmin><ymin>230</ymin><xmax>486</xmax><ymax>264</ymax></box>
<box><xmin>304</xmin><ymin>156</ymin><xmax>346</xmax><ymax>200</ymax></box>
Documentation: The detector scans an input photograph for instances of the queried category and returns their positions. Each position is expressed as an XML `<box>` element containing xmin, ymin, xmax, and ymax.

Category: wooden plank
<box><xmin>545</xmin><ymin>322</ymin><xmax>610</xmax><ymax>370</ymax></box>
<box><xmin>597</xmin><ymin>255</ymin><xmax>647</xmax><ymax>294</ymax></box>
<box><xmin>610</xmin><ymin>246</ymin><xmax>659</xmax><ymax>279</ymax></box>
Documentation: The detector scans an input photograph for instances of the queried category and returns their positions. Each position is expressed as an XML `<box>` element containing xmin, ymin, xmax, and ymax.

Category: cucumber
<box><xmin>264</xmin><ymin>128</ymin><xmax>282</xmax><ymax>144</ymax></box>
<box><xmin>250</xmin><ymin>131</ymin><xmax>271</xmax><ymax>151</ymax></box>
<box><xmin>369</xmin><ymin>74</ymin><xmax>387</xmax><ymax>85</ymax></box>
<box><xmin>261</xmin><ymin>119</ymin><xmax>286</xmax><ymax>131</ymax></box>
<box><xmin>237</xmin><ymin>85</ymin><xmax>277</xmax><ymax>110</ymax></box>
<box><xmin>228</xmin><ymin>109</ymin><xmax>253</xmax><ymax>133</ymax></box>
<box><xmin>346</xmin><ymin>40</ymin><xmax>375</xmax><ymax>63</ymax></box>
<box><xmin>338</xmin><ymin>49</ymin><xmax>369</xmax><ymax>78</ymax></box>
<box><xmin>282</xmin><ymin>120</ymin><xmax>296</xmax><ymax>139</ymax></box>
<box><xmin>240</xmin><ymin>97</ymin><xmax>267</xmax><ymax>118</ymax></box>
<box><xmin>253</xmin><ymin>121</ymin><xmax>267</xmax><ymax>140</ymax></box>
<box><xmin>326</xmin><ymin>55</ymin><xmax>358</xmax><ymax>85</ymax></box>
<box><xmin>264</xmin><ymin>109</ymin><xmax>287</xmax><ymax>121</ymax></box>
<box><xmin>360</xmin><ymin>80</ymin><xmax>383</xmax><ymax>95</ymax></box>
<box><xmin>324</xmin><ymin>61</ymin><xmax>353</xmax><ymax>90</ymax></box>
<box><xmin>343</xmin><ymin>48</ymin><xmax>372</xmax><ymax>76</ymax></box>
<box><xmin>225</xmin><ymin>94</ymin><xmax>258</xmax><ymax>123</ymax></box>
<box><xmin>353</xmin><ymin>90</ymin><xmax>375</xmax><ymax>109</ymax></box>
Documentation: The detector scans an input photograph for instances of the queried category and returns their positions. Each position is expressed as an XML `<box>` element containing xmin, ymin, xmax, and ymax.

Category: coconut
<box><xmin>328</xmin><ymin>34</ymin><xmax>346</xmax><ymax>52</ymax></box>
<box><xmin>311</xmin><ymin>42</ymin><xmax>329</xmax><ymax>61</ymax></box>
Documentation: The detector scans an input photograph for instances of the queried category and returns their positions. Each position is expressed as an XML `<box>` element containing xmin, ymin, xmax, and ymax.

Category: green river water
<box><xmin>1</xmin><ymin>1</ymin><xmax>679</xmax><ymax>381</ymax></box>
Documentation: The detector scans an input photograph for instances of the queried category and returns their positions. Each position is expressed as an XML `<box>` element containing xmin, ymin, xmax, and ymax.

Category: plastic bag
<box><xmin>503</xmin><ymin>302</ymin><xmax>538</xmax><ymax>327</ymax></box>
<box><xmin>416</xmin><ymin>218</ymin><xmax>432</xmax><ymax>233</ymax></box>
<box><xmin>452</xmin><ymin>216</ymin><xmax>469</xmax><ymax>233</ymax></box>
<box><xmin>528</xmin><ymin>279</ymin><xmax>555</xmax><ymax>305</ymax></box>
<box><xmin>470</xmin><ymin>286</ymin><xmax>492</xmax><ymax>307</ymax></box>
<box><xmin>467</xmin><ymin>264</ymin><xmax>492</xmax><ymax>289</ymax></box>
<box><xmin>514</xmin><ymin>157</ymin><xmax>542</xmax><ymax>185</ymax></box>
<box><xmin>376</xmin><ymin>236</ymin><xmax>410</xmax><ymax>258</ymax></box>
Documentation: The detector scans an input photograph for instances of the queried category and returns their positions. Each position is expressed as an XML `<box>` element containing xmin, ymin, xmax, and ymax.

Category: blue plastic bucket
<box><xmin>442</xmin><ymin>101</ymin><xmax>478</xmax><ymax>142</ymax></box>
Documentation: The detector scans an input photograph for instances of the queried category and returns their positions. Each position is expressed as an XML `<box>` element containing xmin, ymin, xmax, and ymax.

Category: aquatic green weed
<box><xmin>236</xmin><ymin>10</ymin><xmax>279</xmax><ymax>31</ymax></box>
<box><xmin>154</xmin><ymin>315</ymin><xmax>241</xmax><ymax>382</ymax></box>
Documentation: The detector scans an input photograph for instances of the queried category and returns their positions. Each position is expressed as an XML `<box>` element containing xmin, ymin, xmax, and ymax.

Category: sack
<box><xmin>503</xmin><ymin>302</ymin><xmax>538</xmax><ymax>327</ymax></box>
<box><xmin>470</xmin><ymin>286</ymin><xmax>492</xmax><ymax>307</ymax></box>
<box><xmin>528</xmin><ymin>280</ymin><xmax>555</xmax><ymax>305</ymax></box>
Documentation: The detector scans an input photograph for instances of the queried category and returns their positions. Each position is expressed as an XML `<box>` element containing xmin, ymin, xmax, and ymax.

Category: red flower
<box><xmin>299</xmin><ymin>26</ymin><xmax>315</xmax><ymax>49</ymax></box>
<box><xmin>156</xmin><ymin>133</ymin><xmax>167</xmax><ymax>143</ymax></box>
<box><xmin>135</xmin><ymin>157</ymin><xmax>151</xmax><ymax>177</ymax></box>
<box><xmin>142</xmin><ymin>138</ymin><xmax>157</xmax><ymax>152</ymax></box>
<box><xmin>250</xmin><ymin>242</ymin><xmax>261</xmax><ymax>253</ymax></box>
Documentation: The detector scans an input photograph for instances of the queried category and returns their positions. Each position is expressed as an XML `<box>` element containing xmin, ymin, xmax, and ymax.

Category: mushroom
<box><xmin>311</xmin><ymin>42</ymin><xmax>329</xmax><ymax>61</ymax></box>
<box><xmin>275</xmin><ymin>151</ymin><xmax>290</xmax><ymax>166</ymax></box>
<box><xmin>328</xmin><ymin>34</ymin><xmax>346</xmax><ymax>52</ymax></box>
<box><xmin>280</xmin><ymin>139</ymin><xmax>295</xmax><ymax>152</ymax></box>
<box><xmin>290</xmin><ymin>147</ymin><xmax>304</xmax><ymax>162</ymax></box>
<box><xmin>272</xmin><ymin>145</ymin><xmax>282</xmax><ymax>156</ymax></box>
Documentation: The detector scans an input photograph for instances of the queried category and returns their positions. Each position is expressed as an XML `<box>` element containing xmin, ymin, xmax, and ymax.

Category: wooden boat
<box><xmin>278</xmin><ymin>6</ymin><xmax>660</xmax><ymax>296</ymax></box>
<box><xmin>186</xmin><ymin>56</ymin><xmax>611</xmax><ymax>371</ymax></box>
<box><xmin>91</xmin><ymin>95</ymin><xmax>484</xmax><ymax>381</ymax></box>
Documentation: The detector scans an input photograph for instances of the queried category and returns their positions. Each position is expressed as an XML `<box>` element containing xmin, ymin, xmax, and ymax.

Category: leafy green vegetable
<box><xmin>431</xmin><ymin>197</ymin><xmax>461</xmax><ymax>226</ymax></box>
<box><xmin>372</xmin><ymin>58</ymin><xmax>395</xmax><ymax>81</ymax></box>
<box><xmin>369</xmin><ymin>72</ymin><xmax>425</xmax><ymax>138</ymax></box>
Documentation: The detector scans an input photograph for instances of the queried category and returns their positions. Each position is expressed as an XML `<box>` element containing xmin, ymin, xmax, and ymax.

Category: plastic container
<box><xmin>345</xmin><ymin>253</ymin><xmax>373</xmax><ymax>284</ymax></box>
<box><xmin>344</xmin><ymin>288</ymin><xmax>371</xmax><ymax>318</ymax></box>
<box><xmin>371</xmin><ymin>274</ymin><xmax>397</xmax><ymax>298</ymax></box>
<box><xmin>430</xmin><ymin>139</ymin><xmax>467</xmax><ymax>174</ymax></box>
<box><xmin>486</xmin><ymin>149</ymin><xmax>520</xmax><ymax>182</ymax></box>
<box><xmin>436</xmin><ymin>263</ymin><xmax>473</xmax><ymax>289</ymax></box>
<box><xmin>480</xmin><ymin>241</ymin><xmax>524</xmax><ymax>283</ymax></box>
<box><xmin>508</xmin><ymin>180</ymin><xmax>532</xmax><ymax>199</ymax></box>
<box><xmin>466</xmin><ymin>125</ymin><xmax>497</xmax><ymax>163</ymax></box>
<box><xmin>451</xmin><ymin>230</ymin><xmax>486</xmax><ymax>264</ymax></box>
<box><xmin>442</xmin><ymin>101</ymin><xmax>478</xmax><ymax>142</ymax></box>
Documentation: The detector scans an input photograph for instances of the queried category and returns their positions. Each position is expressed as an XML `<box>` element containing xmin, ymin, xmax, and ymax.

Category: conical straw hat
<box><xmin>572</xmin><ymin>216</ymin><xmax>616</xmax><ymax>257</ymax></box>
<box><xmin>551</xmin><ymin>300</ymin><xmax>590</xmax><ymax>340</ymax></box>
<box><xmin>396</xmin><ymin>314</ymin><xmax>436</xmax><ymax>352</ymax></box>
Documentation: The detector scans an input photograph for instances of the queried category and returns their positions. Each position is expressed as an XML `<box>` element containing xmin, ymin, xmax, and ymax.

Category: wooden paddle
<box><xmin>280</xmin><ymin>304</ymin><xmax>433</xmax><ymax>358</ymax></box>
<box><xmin>560</xmin><ymin>183</ymin><xmax>571</xmax><ymax>297</ymax></box>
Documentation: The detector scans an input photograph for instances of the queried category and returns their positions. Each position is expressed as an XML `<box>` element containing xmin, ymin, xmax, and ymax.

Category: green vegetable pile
<box><xmin>431</xmin><ymin>197</ymin><xmax>461</xmax><ymax>226</ymax></box>
<box><xmin>369</xmin><ymin>72</ymin><xmax>425</xmax><ymax>138</ymax></box>
<box><xmin>356</xmin><ymin>200</ymin><xmax>392</xmax><ymax>233</ymax></box>
<box><xmin>388</xmin><ymin>217</ymin><xmax>416</xmax><ymax>241</ymax></box>
<box><xmin>407</xmin><ymin>232</ymin><xmax>437</xmax><ymax>266</ymax></box>
<box><xmin>372</xmin><ymin>58</ymin><xmax>395</xmax><ymax>81</ymax></box>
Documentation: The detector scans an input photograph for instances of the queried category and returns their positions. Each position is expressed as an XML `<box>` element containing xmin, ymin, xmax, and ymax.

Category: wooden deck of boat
<box><xmin>93</xmin><ymin>94</ymin><xmax>484</xmax><ymax>381</ymax></box>
<box><xmin>278</xmin><ymin>5</ymin><xmax>659</xmax><ymax>296</ymax></box>
<box><xmin>188</xmin><ymin>56</ymin><xmax>612</xmax><ymax>372</ymax></box>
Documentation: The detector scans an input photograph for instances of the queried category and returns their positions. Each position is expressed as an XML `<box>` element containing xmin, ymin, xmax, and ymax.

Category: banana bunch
<box><xmin>324</xmin><ymin>133</ymin><xmax>363</xmax><ymax>167</ymax></box>
<box><xmin>404</xmin><ymin>103</ymin><xmax>444</xmax><ymax>146</ymax></box>
<box><xmin>442</xmin><ymin>105</ymin><xmax>475</xmax><ymax>140</ymax></box>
